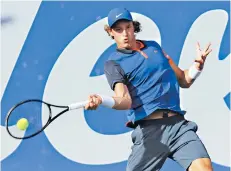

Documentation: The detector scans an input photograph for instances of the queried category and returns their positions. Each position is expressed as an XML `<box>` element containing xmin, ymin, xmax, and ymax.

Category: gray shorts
<box><xmin>126</xmin><ymin>115</ymin><xmax>210</xmax><ymax>171</ymax></box>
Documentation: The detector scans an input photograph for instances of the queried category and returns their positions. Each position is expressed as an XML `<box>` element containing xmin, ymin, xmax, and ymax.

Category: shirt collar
<box><xmin>116</xmin><ymin>40</ymin><xmax>146</xmax><ymax>54</ymax></box>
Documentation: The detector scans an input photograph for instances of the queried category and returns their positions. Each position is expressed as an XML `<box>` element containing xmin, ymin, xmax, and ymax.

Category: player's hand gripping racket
<box><xmin>5</xmin><ymin>99</ymin><xmax>88</xmax><ymax>139</ymax></box>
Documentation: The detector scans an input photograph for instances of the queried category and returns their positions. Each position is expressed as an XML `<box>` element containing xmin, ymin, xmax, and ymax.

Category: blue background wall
<box><xmin>1</xmin><ymin>1</ymin><xmax>230</xmax><ymax>171</ymax></box>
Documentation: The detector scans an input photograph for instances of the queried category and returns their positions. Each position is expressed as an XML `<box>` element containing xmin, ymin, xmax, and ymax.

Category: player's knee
<box><xmin>198</xmin><ymin>165</ymin><xmax>213</xmax><ymax>171</ymax></box>
<box><xmin>188</xmin><ymin>158</ymin><xmax>213</xmax><ymax>171</ymax></box>
<box><xmin>188</xmin><ymin>166</ymin><xmax>213</xmax><ymax>171</ymax></box>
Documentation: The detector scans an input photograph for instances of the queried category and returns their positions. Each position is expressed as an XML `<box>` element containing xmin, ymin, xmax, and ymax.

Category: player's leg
<box><xmin>168</xmin><ymin>120</ymin><xmax>212</xmax><ymax>171</ymax></box>
<box><xmin>126</xmin><ymin>122</ymin><xmax>170</xmax><ymax>171</ymax></box>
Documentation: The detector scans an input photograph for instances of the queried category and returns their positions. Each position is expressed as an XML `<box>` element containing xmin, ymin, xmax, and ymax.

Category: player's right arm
<box><xmin>85</xmin><ymin>60</ymin><xmax>132</xmax><ymax>110</ymax></box>
<box><xmin>111</xmin><ymin>82</ymin><xmax>132</xmax><ymax>110</ymax></box>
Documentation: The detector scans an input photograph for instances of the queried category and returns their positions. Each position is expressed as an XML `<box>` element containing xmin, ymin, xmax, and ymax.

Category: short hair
<box><xmin>104</xmin><ymin>20</ymin><xmax>142</xmax><ymax>39</ymax></box>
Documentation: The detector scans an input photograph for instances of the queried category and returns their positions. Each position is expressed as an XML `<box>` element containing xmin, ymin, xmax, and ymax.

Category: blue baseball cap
<box><xmin>107</xmin><ymin>8</ymin><xmax>133</xmax><ymax>27</ymax></box>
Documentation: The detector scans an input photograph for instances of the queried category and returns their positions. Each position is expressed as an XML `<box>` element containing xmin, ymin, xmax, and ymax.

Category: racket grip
<box><xmin>68</xmin><ymin>101</ymin><xmax>89</xmax><ymax>110</ymax></box>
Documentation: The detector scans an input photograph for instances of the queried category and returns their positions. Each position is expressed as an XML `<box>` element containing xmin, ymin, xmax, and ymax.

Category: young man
<box><xmin>85</xmin><ymin>8</ymin><xmax>213</xmax><ymax>171</ymax></box>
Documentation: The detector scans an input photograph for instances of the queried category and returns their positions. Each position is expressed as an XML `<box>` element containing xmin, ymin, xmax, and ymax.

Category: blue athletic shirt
<box><xmin>104</xmin><ymin>40</ymin><xmax>186</xmax><ymax>123</ymax></box>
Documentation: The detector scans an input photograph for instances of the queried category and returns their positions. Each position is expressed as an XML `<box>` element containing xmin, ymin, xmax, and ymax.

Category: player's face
<box><xmin>110</xmin><ymin>20</ymin><xmax>136</xmax><ymax>49</ymax></box>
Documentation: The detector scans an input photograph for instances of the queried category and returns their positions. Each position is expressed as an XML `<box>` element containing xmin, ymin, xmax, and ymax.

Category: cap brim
<box><xmin>110</xmin><ymin>17</ymin><xmax>133</xmax><ymax>27</ymax></box>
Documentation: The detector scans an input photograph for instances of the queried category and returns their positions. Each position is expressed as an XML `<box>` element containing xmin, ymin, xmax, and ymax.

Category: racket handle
<box><xmin>68</xmin><ymin>101</ymin><xmax>89</xmax><ymax>110</ymax></box>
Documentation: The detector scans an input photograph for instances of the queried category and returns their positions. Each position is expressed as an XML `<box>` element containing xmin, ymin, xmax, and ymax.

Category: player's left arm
<box><xmin>162</xmin><ymin>42</ymin><xmax>212</xmax><ymax>88</ymax></box>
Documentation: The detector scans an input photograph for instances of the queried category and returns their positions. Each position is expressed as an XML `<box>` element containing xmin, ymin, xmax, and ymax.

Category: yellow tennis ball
<box><xmin>16</xmin><ymin>118</ymin><xmax>29</xmax><ymax>130</ymax></box>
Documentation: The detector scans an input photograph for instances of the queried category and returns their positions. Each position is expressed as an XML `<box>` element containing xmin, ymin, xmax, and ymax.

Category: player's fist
<box><xmin>85</xmin><ymin>94</ymin><xmax>102</xmax><ymax>110</ymax></box>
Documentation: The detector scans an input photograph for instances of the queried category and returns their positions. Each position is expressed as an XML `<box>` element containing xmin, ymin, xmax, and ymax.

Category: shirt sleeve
<box><xmin>104</xmin><ymin>60</ymin><xmax>127</xmax><ymax>90</ymax></box>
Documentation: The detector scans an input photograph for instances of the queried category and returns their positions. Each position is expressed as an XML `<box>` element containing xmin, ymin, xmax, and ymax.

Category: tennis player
<box><xmin>85</xmin><ymin>8</ymin><xmax>213</xmax><ymax>171</ymax></box>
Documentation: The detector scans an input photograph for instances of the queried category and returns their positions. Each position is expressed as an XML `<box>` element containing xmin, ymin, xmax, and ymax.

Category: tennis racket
<box><xmin>5</xmin><ymin>99</ymin><xmax>88</xmax><ymax>140</ymax></box>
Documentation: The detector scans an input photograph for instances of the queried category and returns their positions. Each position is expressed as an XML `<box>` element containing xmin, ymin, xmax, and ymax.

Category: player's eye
<box><xmin>115</xmin><ymin>28</ymin><xmax>121</xmax><ymax>32</ymax></box>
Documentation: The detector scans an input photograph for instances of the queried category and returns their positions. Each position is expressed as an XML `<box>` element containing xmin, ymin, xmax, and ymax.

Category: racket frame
<box><xmin>5</xmin><ymin>99</ymin><xmax>69</xmax><ymax>139</ymax></box>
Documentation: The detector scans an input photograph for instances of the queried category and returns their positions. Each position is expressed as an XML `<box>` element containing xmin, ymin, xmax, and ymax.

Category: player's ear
<box><xmin>104</xmin><ymin>25</ymin><xmax>113</xmax><ymax>38</ymax></box>
<box><xmin>109</xmin><ymin>29</ymin><xmax>113</xmax><ymax>37</ymax></box>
